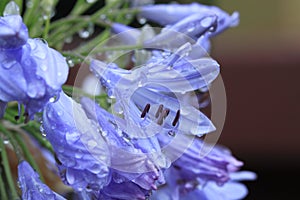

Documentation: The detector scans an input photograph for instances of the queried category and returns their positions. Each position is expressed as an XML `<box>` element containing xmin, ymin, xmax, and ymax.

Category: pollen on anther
<box><xmin>141</xmin><ymin>103</ymin><xmax>151</xmax><ymax>118</ymax></box>
<box><xmin>155</xmin><ymin>104</ymin><xmax>164</xmax><ymax>118</ymax></box>
<box><xmin>172</xmin><ymin>110</ymin><xmax>180</xmax><ymax>126</ymax></box>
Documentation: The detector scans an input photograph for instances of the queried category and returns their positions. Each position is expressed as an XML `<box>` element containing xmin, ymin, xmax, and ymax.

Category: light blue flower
<box><xmin>0</xmin><ymin>14</ymin><xmax>68</xmax><ymax>119</ymax></box>
<box><xmin>80</xmin><ymin>97</ymin><xmax>166</xmax><ymax>180</ymax></box>
<box><xmin>0</xmin><ymin>15</ymin><xmax>28</xmax><ymax>49</ymax></box>
<box><xmin>139</xmin><ymin>3</ymin><xmax>239</xmax><ymax>51</ymax></box>
<box><xmin>139</xmin><ymin>3</ymin><xmax>239</xmax><ymax>31</ymax></box>
<box><xmin>18</xmin><ymin>160</ymin><xmax>66</xmax><ymax>200</ymax></box>
<box><xmin>43</xmin><ymin>92</ymin><xmax>110</xmax><ymax>192</ymax></box>
<box><xmin>0</xmin><ymin>101</ymin><xmax>6</xmax><ymax>118</ymax></box>
<box><xmin>151</xmin><ymin>139</ymin><xmax>256</xmax><ymax>200</ymax></box>
<box><xmin>90</xmin><ymin>42</ymin><xmax>218</xmax><ymax>137</ymax></box>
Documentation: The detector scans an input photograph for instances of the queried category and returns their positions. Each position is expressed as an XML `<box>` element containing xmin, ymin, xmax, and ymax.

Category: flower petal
<box><xmin>18</xmin><ymin>161</ymin><xmax>66</xmax><ymax>200</ymax></box>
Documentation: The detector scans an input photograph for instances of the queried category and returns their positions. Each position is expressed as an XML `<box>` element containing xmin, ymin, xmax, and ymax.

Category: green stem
<box><xmin>0</xmin><ymin>168</ymin><xmax>8</xmax><ymax>200</ymax></box>
<box><xmin>43</xmin><ymin>14</ymin><xmax>51</xmax><ymax>39</ymax></box>
<box><xmin>0</xmin><ymin>137</ymin><xmax>19</xmax><ymax>200</ymax></box>
<box><xmin>13</xmin><ymin>133</ymin><xmax>44</xmax><ymax>182</ymax></box>
<box><xmin>0</xmin><ymin>125</ymin><xmax>23</xmax><ymax>162</ymax></box>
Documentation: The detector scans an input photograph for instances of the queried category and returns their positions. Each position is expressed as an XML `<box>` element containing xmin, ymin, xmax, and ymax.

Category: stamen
<box><xmin>140</xmin><ymin>103</ymin><xmax>151</xmax><ymax>118</ymax></box>
<box><xmin>162</xmin><ymin>108</ymin><xmax>170</xmax><ymax>119</ymax></box>
<box><xmin>172</xmin><ymin>110</ymin><xmax>180</xmax><ymax>126</ymax></box>
<box><xmin>155</xmin><ymin>104</ymin><xmax>164</xmax><ymax>118</ymax></box>
<box><xmin>157</xmin><ymin>114</ymin><xmax>164</xmax><ymax>125</ymax></box>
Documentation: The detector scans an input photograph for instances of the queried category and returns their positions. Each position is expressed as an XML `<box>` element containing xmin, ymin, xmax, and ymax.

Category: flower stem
<box><xmin>13</xmin><ymin>133</ymin><xmax>44</xmax><ymax>182</ymax></box>
<box><xmin>0</xmin><ymin>137</ymin><xmax>19</xmax><ymax>200</ymax></box>
<box><xmin>0</xmin><ymin>125</ymin><xmax>23</xmax><ymax>161</ymax></box>
<box><xmin>0</xmin><ymin>168</ymin><xmax>8</xmax><ymax>200</ymax></box>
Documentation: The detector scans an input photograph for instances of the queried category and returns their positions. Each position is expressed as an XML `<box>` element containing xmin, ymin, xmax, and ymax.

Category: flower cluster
<box><xmin>0</xmin><ymin>3</ymin><xmax>69</xmax><ymax>120</ymax></box>
<box><xmin>0</xmin><ymin>1</ymin><xmax>255</xmax><ymax>200</ymax></box>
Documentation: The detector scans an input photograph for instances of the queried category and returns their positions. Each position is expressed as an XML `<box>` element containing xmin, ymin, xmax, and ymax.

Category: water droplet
<box><xmin>3</xmin><ymin>139</ymin><xmax>10</xmax><ymax>144</ymax></box>
<box><xmin>64</xmin><ymin>36</ymin><xmax>73</xmax><ymax>44</ymax></box>
<box><xmin>49</xmin><ymin>96</ymin><xmax>57</xmax><ymax>102</ymax></box>
<box><xmin>40</xmin><ymin>65</ymin><xmax>47</xmax><ymax>71</ymax></box>
<box><xmin>89</xmin><ymin>164</ymin><xmax>103</xmax><ymax>173</ymax></box>
<box><xmin>57</xmin><ymin>110</ymin><xmax>63</xmax><ymax>116</ymax></box>
<box><xmin>87</xmin><ymin>140</ymin><xmax>97</xmax><ymax>148</ymax></box>
<box><xmin>66</xmin><ymin>132</ymin><xmax>80</xmax><ymax>144</ymax></box>
<box><xmin>75</xmin><ymin>150</ymin><xmax>83</xmax><ymax>159</ymax></box>
<box><xmin>86</xmin><ymin>0</ymin><xmax>97</xmax><ymax>3</ymax></box>
<box><xmin>67</xmin><ymin>58</ymin><xmax>75</xmax><ymax>67</ymax></box>
<box><xmin>168</xmin><ymin>130</ymin><xmax>176</xmax><ymax>136</ymax></box>
<box><xmin>99</xmin><ymin>14</ymin><xmax>107</xmax><ymax>20</ymax></box>
<box><xmin>4</xmin><ymin>1</ymin><xmax>20</xmax><ymax>16</ymax></box>
<box><xmin>43</xmin><ymin>14</ymin><xmax>50</xmax><ymax>20</ymax></box>
<box><xmin>138</xmin><ymin>17</ymin><xmax>147</xmax><ymax>24</ymax></box>
<box><xmin>78</xmin><ymin>23</ymin><xmax>95</xmax><ymax>39</ymax></box>
<box><xmin>201</xmin><ymin>17</ymin><xmax>214</xmax><ymax>28</ymax></box>
<box><xmin>101</xmin><ymin>131</ymin><xmax>108</xmax><ymax>137</ymax></box>
<box><xmin>66</xmin><ymin>170</ymin><xmax>75</xmax><ymax>184</ymax></box>
<box><xmin>187</xmin><ymin>26</ymin><xmax>195</xmax><ymax>32</ymax></box>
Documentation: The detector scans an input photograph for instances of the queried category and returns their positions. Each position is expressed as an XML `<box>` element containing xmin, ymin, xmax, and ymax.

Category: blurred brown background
<box><xmin>209</xmin><ymin>0</ymin><xmax>300</xmax><ymax>199</ymax></box>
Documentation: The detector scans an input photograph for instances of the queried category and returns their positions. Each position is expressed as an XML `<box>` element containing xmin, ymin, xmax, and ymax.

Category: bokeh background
<box><xmin>209</xmin><ymin>0</ymin><xmax>300</xmax><ymax>199</ymax></box>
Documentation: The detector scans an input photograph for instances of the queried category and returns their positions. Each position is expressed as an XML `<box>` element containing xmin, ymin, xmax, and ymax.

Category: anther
<box><xmin>162</xmin><ymin>108</ymin><xmax>170</xmax><ymax>119</ymax></box>
<box><xmin>172</xmin><ymin>110</ymin><xmax>180</xmax><ymax>126</ymax></box>
<box><xmin>141</xmin><ymin>104</ymin><xmax>151</xmax><ymax>118</ymax></box>
<box><xmin>157</xmin><ymin>114</ymin><xmax>164</xmax><ymax>125</ymax></box>
<box><xmin>155</xmin><ymin>104</ymin><xmax>164</xmax><ymax>118</ymax></box>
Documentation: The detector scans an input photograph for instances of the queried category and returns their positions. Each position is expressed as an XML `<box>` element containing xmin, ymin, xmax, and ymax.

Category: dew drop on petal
<box><xmin>3</xmin><ymin>1</ymin><xmax>20</xmax><ymax>16</ymax></box>
<box><xmin>66</xmin><ymin>170</ymin><xmax>75</xmax><ymax>185</ymax></box>
<box><xmin>40</xmin><ymin>64</ymin><xmax>48</xmax><ymax>71</ymax></box>
<box><xmin>75</xmin><ymin>150</ymin><xmax>83</xmax><ymax>159</ymax></box>
<box><xmin>87</xmin><ymin>140</ymin><xmax>97</xmax><ymax>149</ymax></box>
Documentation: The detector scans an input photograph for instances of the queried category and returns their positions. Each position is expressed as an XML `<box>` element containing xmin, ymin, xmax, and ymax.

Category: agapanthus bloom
<box><xmin>18</xmin><ymin>160</ymin><xmax>66</xmax><ymax>200</ymax></box>
<box><xmin>90</xmin><ymin>42</ymin><xmax>218</xmax><ymax>138</ymax></box>
<box><xmin>139</xmin><ymin>3</ymin><xmax>239</xmax><ymax>30</ymax></box>
<box><xmin>150</xmin><ymin>139</ymin><xmax>256</xmax><ymax>200</ymax></box>
<box><xmin>0</xmin><ymin>5</ymin><xmax>68</xmax><ymax>119</ymax></box>
<box><xmin>139</xmin><ymin>3</ymin><xmax>239</xmax><ymax>51</ymax></box>
<box><xmin>43</xmin><ymin>92</ymin><xmax>110</xmax><ymax>192</ymax></box>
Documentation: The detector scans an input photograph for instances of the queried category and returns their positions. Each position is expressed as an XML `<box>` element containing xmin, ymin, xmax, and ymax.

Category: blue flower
<box><xmin>18</xmin><ymin>160</ymin><xmax>66</xmax><ymax>200</ymax></box>
<box><xmin>139</xmin><ymin>3</ymin><xmax>239</xmax><ymax>31</ymax></box>
<box><xmin>0</xmin><ymin>14</ymin><xmax>68</xmax><ymax>119</ymax></box>
<box><xmin>0</xmin><ymin>15</ymin><xmax>28</xmax><ymax>49</ymax></box>
<box><xmin>81</xmin><ymin>96</ymin><xmax>166</xmax><ymax>179</ymax></box>
<box><xmin>42</xmin><ymin>92</ymin><xmax>110</xmax><ymax>192</ymax></box>
<box><xmin>0</xmin><ymin>100</ymin><xmax>6</xmax><ymax>118</ymax></box>
<box><xmin>139</xmin><ymin>3</ymin><xmax>239</xmax><ymax>51</ymax></box>
<box><xmin>90</xmin><ymin>42</ymin><xmax>218</xmax><ymax>137</ymax></box>
<box><xmin>151</xmin><ymin>139</ymin><xmax>256</xmax><ymax>200</ymax></box>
